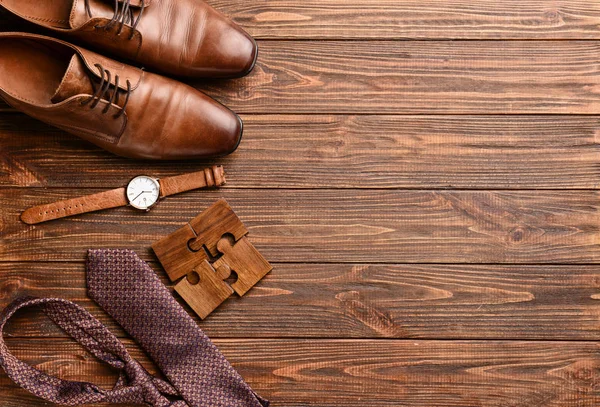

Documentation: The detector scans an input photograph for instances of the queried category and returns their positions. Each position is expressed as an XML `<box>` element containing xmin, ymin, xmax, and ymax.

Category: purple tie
<box><xmin>0</xmin><ymin>249</ymin><xmax>269</xmax><ymax>407</ymax></box>
<box><xmin>0</xmin><ymin>296</ymin><xmax>185</xmax><ymax>406</ymax></box>
<box><xmin>87</xmin><ymin>249</ymin><xmax>269</xmax><ymax>407</ymax></box>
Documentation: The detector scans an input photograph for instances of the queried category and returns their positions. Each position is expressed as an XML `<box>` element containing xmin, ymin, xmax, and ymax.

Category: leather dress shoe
<box><xmin>0</xmin><ymin>33</ymin><xmax>243</xmax><ymax>160</ymax></box>
<box><xmin>0</xmin><ymin>0</ymin><xmax>258</xmax><ymax>78</ymax></box>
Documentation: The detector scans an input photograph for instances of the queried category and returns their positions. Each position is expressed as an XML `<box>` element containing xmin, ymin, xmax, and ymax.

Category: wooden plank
<box><xmin>0</xmin><ymin>189</ymin><xmax>599</xmax><ymax>264</ymax></box>
<box><xmin>1</xmin><ymin>338</ymin><xmax>600</xmax><ymax>406</ymax></box>
<box><xmin>2</xmin><ymin>114</ymin><xmax>600</xmax><ymax>190</ymax></box>
<box><xmin>2</xmin><ymin>1</ymin><xmax>598</xmax><ymax>405</ymax></box>
<box><xmin>2</xmin><ymin>1</ymin><xmax>600</xmax><ymax>40</ymax></box>
<box><xmin>1</xmin><ymin>41</ymin><xmax>600</xmax><ymax>114</ymax></box>
<box><xmin>1</xmin><ymin>262</ymin><xmax>600</xmax><ymax>340</ymax></box>
<box><xmin>212</xmin><ymin>0</ymin><xmax>600</xmax><ymax>40</ymax></box>
<box><xmin>172</xmin><ymin>40</ymin><xmax>600</xmax><ymax>114</ymax></box>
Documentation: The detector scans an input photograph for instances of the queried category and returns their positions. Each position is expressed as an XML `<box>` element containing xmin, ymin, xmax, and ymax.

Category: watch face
<box><xmin>126</xmin><ymin>176</ymin><xmax>160</xmax><ymax>210</ymax></box>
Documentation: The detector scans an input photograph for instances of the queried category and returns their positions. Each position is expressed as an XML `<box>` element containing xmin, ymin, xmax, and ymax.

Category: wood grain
<box><xmin>1</xmin><ymin>338</ymin><xmax>600</xmax><ymax>406</ymax></box>
<box><xmin>194</xmin><ymin>40</ymin><xmax>600</xmax><ymax>114</ymax></box>
<box><xmin>3</xmin><ymin>1</ymin><xmax>600</xmax><ymax>40</ymax></box>
<box><xmin>2</xmin><ymin>1</ymin><xmax>599</xmax><ymax>405</ymax></box>
<box><xmin>1</xmin><ymin>262</ymin><xmax>600</xmax><ymax>340</ymax></box>
<box><xmin>1</xmin><ymin>41</ymin><xmax>599</xmax><ymax>114</ymax></box>
<box><xmin>211</xmin><ymin>0</ymin><xmax>600</xmax><ymax>40</ymax></box>
<box><xmin>3</xmin><ymin>114</ymin><xmax>600</xmax><ymax>190</ymax></box>
<box><xmin>1</xmin><ymin>189</ymin><xmax>599</xmax><ymax>264</ymax></box>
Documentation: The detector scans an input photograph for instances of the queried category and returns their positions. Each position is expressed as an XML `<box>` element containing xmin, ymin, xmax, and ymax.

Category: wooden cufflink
<box><xmin>152</xmin><ymin>198</ymin><xmax>272</xmax><ymax>319</ymax></box>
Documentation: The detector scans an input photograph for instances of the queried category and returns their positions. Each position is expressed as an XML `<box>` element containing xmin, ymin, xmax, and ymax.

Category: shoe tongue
<box><xmin>70</xmin><ymin>0</ymin><xmax>115</xmax><ymax>28</ymax></box>
<box><xmin>51</xmin><ymin>54</ymin><xmax>95</xmax><ymax>103</ymax></box>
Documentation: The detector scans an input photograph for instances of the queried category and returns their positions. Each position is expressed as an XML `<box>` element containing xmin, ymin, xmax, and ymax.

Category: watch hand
<box><xmin>132</xmin><ymin>192</ymin><xmax>144</xmax><ymax>201</ymax></box>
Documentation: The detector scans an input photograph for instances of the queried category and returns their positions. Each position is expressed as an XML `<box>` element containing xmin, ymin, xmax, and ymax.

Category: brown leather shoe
<box><xmin>0</xmin><ymin>0</ymin><xmax>258</xmax><ymax>78</ymax></box>
<box><xmin>0</xmin><ymin>33</ymin><xmax>243</xmax><ymax>160</ymax></box>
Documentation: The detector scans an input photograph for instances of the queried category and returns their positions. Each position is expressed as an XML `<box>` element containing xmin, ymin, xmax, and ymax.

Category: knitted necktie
<box><xmin>0</xmin><ymin>249</ymin><xmax>269</xmax><ymax>407</ymax></box>
<box><xmin>86</xmin><ymin>249</ymin><xmax>269</xmax><ymax>407</ymax></box>
<box><xmin>0</xmin><ymin>296</ymin><xmax>186</xmax><ymax>406</ymax></box>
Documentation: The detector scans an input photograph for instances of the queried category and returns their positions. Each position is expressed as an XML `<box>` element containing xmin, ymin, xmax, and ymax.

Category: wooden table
<box><xmin>2</xmin><ymin>1</ymin><xmax>600</xmax><ymax>406</ymax></box>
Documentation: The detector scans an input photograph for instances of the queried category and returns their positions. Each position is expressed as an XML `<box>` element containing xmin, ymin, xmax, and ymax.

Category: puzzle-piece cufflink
<box><xmin>152</xmin><ymin>199</ymin><xmax>272</xmax><ymax>319</ymax></box>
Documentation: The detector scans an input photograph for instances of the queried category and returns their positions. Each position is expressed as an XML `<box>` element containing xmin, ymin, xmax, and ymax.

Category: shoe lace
<box><xmin>84</xmin><ymin>0</ymin><xmax>145</xmax><ymax>40</ymax></box>
<box><xmin>81</xmin><ymin>63</ymin><xmax>132</xmax><ymax>119</ymax></box>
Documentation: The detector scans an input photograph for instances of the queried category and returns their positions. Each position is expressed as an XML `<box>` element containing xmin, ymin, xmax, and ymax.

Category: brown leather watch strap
<box><xmin>159</xmin><ymin>165</ymin><xmax>226</xmax><ymax>197</ymax></box>
<box><xmin>21</xmin><ymin>188</ymin><xmax>128</xmax><ymax>225</ymax></box>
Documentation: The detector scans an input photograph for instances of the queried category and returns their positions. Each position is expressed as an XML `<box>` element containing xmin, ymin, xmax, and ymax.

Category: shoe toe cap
<box><xmin>176</xmin><ymin>93</ymin><xmax>243</xmax><ymax>159</ymax></box>
<box><xmin>190</xmin><ymin>17</ymin><xmax>258</xmax><ymax>78</ymax></box>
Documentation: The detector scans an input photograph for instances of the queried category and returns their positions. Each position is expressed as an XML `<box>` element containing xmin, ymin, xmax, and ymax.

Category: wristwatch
<box><xmin>21</xmin><ymin>166</ymin><xmax>226</xmax><ymax>225</ymax></box>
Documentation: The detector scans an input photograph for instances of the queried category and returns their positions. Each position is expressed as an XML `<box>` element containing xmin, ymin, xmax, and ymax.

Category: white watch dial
<box><xmin>126</xmin><ymin>176</ymin><xmax>160</xmax><ymax>210</ymax></box>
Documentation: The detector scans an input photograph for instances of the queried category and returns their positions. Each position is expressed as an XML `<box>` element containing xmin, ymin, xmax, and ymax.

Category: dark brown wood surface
<box><xmin>4</xmin><ymin>115</ymin><xmax>600</xmax><ymax>190</ymax></box>
<box><xmin>2</xmin><ymin>1</ymin><xmax>600</xmax><ymax>406</ymax></box>
<box><xmin>3</xmin><ymin>1</ymin><xmax>600</xmax><ymax>39</ymax></box>
<box><xmin>3</xmin><ymin>338</ymin><xmax>600</xmax><ymax>407</ymax></box>
<box><xmin>4</xmin><ymin>41</ymin><xmax>600</xmax><ymax>114</ymax></box>
<box><xmin>2</xmin><ymin>262</ymin><xmax>600</xmax><ymax>341</ymax></box>
<box><xmin>3</xmin><ymin>189</ymin><xmax>600</xmax><ymax>264</ymax></box>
